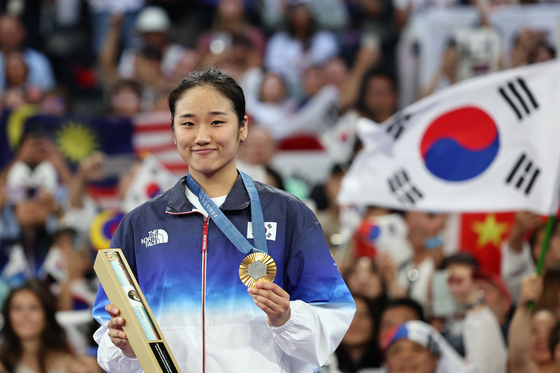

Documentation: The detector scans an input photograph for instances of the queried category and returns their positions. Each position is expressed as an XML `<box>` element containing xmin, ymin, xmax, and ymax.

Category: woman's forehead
<box><xmin>178</xmin><ymin>86</ymin><xmax>231</xmax><ymax>108</ymax></box>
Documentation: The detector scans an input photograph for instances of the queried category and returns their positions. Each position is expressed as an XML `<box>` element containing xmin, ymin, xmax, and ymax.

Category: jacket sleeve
<box><xmin>271</xmin><ymin>210</ymin><xmax>356</xmax><ymax>367</ymax></box>
<box><xmin>91</xmin><ymin>213</ymin><xmax>141</xmax><ymax>373</ymax></box>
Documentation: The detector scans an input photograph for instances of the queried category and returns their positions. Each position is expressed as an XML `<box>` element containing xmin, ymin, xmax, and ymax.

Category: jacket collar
<box><xmin>165</xmin><ymin>173</ymin><xmax>251</xmax><ymax>214</ymax></box>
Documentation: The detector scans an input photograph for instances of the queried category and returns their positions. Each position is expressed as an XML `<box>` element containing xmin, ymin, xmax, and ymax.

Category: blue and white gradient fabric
<box><xmin>92</xmin><ymin>174</ymin><xmax>356</xmax><ymax>373</ymax></box>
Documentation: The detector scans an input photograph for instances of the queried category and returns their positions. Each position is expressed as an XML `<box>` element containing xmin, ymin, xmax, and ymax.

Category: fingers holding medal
<box><xmin>248</xmin><ymin>281</ymin><xmax>291</xmax><ymax>327</ymax></box>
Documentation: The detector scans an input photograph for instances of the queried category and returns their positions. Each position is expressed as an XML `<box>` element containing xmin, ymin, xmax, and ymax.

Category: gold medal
<box><xmin>239</xmin><ymin>252</ymin><xmax>276</xmax><ymax>288</ymax></box>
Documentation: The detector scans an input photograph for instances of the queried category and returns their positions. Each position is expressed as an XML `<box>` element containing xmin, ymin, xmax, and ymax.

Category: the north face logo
<box><xmin>141</xmin><ymin>229</ymin><xmax>168</xmax><ymax>248</ymax></box>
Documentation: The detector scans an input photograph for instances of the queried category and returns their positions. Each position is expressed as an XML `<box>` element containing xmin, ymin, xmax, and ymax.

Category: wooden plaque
<box><xmin>94</xmin><ymin>249</ymin><xmax>181</xmax><ymax>373</ymax></box>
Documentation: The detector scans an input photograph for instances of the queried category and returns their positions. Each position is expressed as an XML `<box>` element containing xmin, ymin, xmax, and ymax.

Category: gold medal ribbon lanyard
<box><xmin>186</xmin><ymin>170</ymin><xmax>276</xmax><ymax>287</ymax></box>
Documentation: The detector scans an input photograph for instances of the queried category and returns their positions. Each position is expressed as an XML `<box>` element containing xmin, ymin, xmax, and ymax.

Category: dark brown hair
<box><xmin>168</xmin><ymin>69</ymin><xmax>246</xmax><ymax>131</ymax></box>
<box><xmin>0</xmin><ymin>280</ymin><xmax>69</xmax><ymax>373</ymax></box>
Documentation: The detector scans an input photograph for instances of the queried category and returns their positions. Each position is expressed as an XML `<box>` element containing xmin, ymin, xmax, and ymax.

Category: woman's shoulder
<box><xmin>255</xmin><ymin>181</ymin><xmax>296</xmax><ymax>201</ymax></box>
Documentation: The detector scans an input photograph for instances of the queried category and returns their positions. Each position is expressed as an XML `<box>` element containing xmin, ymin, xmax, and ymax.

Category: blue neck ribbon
<box><xmin>185</xmin><ymin>170</ymin><xmax>268</xmax><ymax>254</ymax></box>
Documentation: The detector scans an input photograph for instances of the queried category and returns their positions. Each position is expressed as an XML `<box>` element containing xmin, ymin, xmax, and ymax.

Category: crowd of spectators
<box><xmin>0</xmin><ymin>0</ymin><xmax>559</xmax><ymax>372</ymax></box>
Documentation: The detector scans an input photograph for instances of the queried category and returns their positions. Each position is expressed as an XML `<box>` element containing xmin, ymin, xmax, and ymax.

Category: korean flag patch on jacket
<box><xmin>247</xmin><ymin>222</ymin><xmax>277</xmax><ymax>241</ymax></box>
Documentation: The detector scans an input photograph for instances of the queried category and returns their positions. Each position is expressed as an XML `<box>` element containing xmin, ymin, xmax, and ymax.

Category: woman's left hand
<box><xmin>248</xmin><ymin>282</ymin><xmax>291</xmax><ymax>327</ymax></box>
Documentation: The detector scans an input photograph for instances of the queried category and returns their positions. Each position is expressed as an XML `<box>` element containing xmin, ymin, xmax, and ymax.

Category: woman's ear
<box><xmin>240</xmin><ymin>116</ymin><xmax>249</xmax><ymax>142</ymax></box>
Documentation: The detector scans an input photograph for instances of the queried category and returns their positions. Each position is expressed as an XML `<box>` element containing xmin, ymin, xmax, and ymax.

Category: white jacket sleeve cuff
<box><xmin>94</xmin><ymin>324</ymin><xmax>141</xmax><ymax>373</ymax></box>
<box><xmin>267</xmin><ymin>299</ymin><xmax>354</xmax><ymax>367</ymax></box>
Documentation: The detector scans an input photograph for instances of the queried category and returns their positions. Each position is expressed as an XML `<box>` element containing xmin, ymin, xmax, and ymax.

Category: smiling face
<box><xmin>9</xmin><ymin>289</ymin><xmax>46</xmax><ymax>341</ymax></box>
<box><xmin>172</xmin><ymin>85</ymin><xmax>247</xmax><ymax>181</ymax></box>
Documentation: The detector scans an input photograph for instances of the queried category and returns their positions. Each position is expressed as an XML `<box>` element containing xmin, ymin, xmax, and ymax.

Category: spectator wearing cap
<box><xmin>382</xmin><ymin>321</ymin><xmax>465</xmax><ymax>373</ymax></box>
<box><xmin>0</xmin><ymin>15</ymin><xmax>55</xmax><ymax>93</ymax></box>
<box><xmin>366</xmin><ymin>300</ymin><xmax>463</xmax><ymax>373</ymax></box>
<box><xmin>509</xmin><ymin>274</ymin><xmax>557</xmax><ymax>373</ymax></box>
<box><xmin>116</xmin><ymin>6</ymin><xmax>186</xmax><ymax>84</ymax></box>
<box><xmin>376</xmin><ymin>298</ymin><xmax>426</xmax><ymax>358</ymax></box>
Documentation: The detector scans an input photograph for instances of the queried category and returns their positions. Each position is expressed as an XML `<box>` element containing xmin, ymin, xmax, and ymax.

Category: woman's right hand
<box><xmin>105</xmin><ymin>304</ymin><xmax>136</xmax><ymax>358</ymax></box>
<box><xmin>517</xmin><ymin>274</ymin><xmax>542</xmax><ymax>309</ymax></box>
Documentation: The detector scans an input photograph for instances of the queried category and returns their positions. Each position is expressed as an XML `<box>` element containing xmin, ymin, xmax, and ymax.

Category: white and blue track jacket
<box><xmin>92</xmin><ymin>175</ymin><xmax>356</xmax><ymax>373</ymax></box>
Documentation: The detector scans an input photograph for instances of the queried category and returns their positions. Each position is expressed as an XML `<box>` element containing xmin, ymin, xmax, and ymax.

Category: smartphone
<box><xmin>431</xmin><ymin>270</ymin><xmax>460</xmax><ymax>317</ymax></box>
<box><xmin>6</xmin><ymin>185</ymin><xmax>40</xmax><ymax>203</ymax></box>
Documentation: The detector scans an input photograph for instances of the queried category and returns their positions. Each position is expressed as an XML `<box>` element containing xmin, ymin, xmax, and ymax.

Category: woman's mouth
<box><xmin>193</xmin><ymin>148</ymin><xmax>215</xmax><ymax>155</ymax></box>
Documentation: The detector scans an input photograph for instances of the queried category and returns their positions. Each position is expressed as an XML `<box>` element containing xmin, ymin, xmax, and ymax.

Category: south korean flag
<box><xmin>339</xmin><ymin>60</ymin><xmax>560</xmax><ymax>215</ymax></box>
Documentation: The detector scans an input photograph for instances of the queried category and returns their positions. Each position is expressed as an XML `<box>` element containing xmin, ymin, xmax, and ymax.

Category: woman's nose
<box><xmin>195</xmin><ymin>125</ymin><xmax>211</xmax><ymax>143</ymax></box>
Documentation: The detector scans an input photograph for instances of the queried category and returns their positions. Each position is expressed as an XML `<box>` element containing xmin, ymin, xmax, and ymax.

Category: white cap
<box><xmin>135</xmin><ymin>6</ymin><xmax>171</xmax><ymax>33</ymax></box>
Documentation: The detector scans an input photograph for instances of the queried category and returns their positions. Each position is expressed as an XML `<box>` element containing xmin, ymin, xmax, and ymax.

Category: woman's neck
<box><xmin>294</xmin><ymin>30</ymin><xmax>310</xmax><ymax>45</ymax></box>
<box><xmin>538</xmin><ymin>362</ymin><xmax>556</xmax><ymax>373</ymax></box>
<box><xmin>190</xmin><ymin>165</ymin><xmax>238</xmax><ymax>198</ymax></box>
<box><xmin>220</xmin><ymin>17</ymin><xmax>244</xmax><ymax>34</ymax></box>
<box><xmin>20</xmin><ymin>337</ymin><xmax>42</xmax><ymax>370</ymax></box>
<box><xmin>21</xmin><ymin>337</ymin><xmax>41</xmax><ymax>355</ymax></box>
<box><xmin>345</xmin><ymin>344</ymin><xmax>367</xmax><ymax>364</ymax></box>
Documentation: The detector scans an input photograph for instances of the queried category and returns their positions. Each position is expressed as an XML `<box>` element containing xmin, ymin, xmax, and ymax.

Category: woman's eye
<box><xmin>211</xmin><ymin>121</ymin><xmax>223</xmax><ymax>125</ymax></box>
<box><xmin>181</xmin><ymin>122</ymin><xmax>194</xmax><ymax>127</ymax></box>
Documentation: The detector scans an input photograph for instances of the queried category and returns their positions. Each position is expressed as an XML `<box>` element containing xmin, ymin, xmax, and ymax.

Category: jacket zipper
<box><xmin>201</xmin><ymin>216</ymin><xmax>209</xmax><ymax>373</ymax></box>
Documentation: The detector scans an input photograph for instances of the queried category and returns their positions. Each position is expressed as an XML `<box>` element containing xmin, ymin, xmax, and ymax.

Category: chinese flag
<box><xmin>459</xmin><ymin>212</ymin><xmax>516</xmax><ymax>275</ymax></box>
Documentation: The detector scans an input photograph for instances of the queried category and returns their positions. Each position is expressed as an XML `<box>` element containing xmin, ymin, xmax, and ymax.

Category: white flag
<box><xmin>339</xmin><ymin>60</ymin><xmax>560</xmax><ymax>215</ymax></box>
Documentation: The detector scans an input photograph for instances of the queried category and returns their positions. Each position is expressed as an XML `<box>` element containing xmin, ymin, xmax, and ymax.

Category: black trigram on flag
<box><xmin>505</xmin><ymin>153</ymin><xmax>540</xmax><ymax>195</ymax></box>
<box><xmin>386</xmin><ymin>112</ymin><xmax>411</xmax><ymax>141</ymax></box>
<box><xmin>498</xmin><ymin>77</ymin><xmax>539</xmax><ymax>120</ymax></box>
<box><xmin>388</xmin><ymin>169</ymin><xmax>423</xmax><ymax>205</ymax></box>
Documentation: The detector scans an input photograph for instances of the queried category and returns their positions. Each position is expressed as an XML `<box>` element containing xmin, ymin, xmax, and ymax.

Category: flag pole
<box><xmin>536</xmin><ymin>216</ymin><xmax>555</xmax><ymax>276</ymax></box>
<box><xmin>528</xmin><ymin>215</ymin><xmax>555</xmax><ymax>310</ymax></box>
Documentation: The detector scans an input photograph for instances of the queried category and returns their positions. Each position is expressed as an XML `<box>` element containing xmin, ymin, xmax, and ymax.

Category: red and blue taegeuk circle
<box><xmin>420</xmin><ymin>107</ymin><xmax>499</xmax><ymax>182</ymax></box>
<box><xmin>146</xmin><ymin>183</ymin><xmax>161</xmax><ymax>199</ymax></box>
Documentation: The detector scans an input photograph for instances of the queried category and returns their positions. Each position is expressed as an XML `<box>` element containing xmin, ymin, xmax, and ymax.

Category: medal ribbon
<box><xmin>186</xmin><ymin>170</ymin><xmax>268</xmax><ymax>254</ymax></box>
